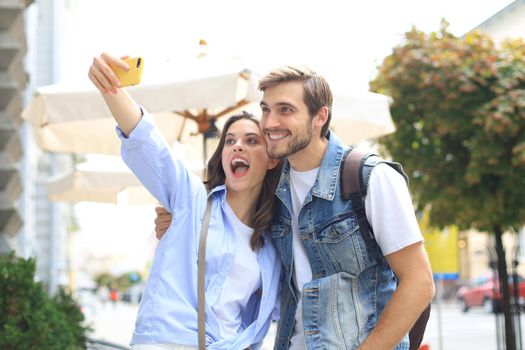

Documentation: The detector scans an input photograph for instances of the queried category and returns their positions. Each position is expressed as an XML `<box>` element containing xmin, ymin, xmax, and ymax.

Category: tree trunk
<box><xmin>494</xmin><ymin>226</ymin><xmax>516</xmax><ymax>350</ymax></box>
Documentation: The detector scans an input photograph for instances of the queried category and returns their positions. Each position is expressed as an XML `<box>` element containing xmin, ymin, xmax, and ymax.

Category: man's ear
<box><xmin>315</xmin><ymin>106</ymin><xmax>329</xmax><ymax>128</ymax></box>
<box><xmin>267</xmin><ymin>158</ymin><xmax>281</xmax><ymax>170</ymax></box>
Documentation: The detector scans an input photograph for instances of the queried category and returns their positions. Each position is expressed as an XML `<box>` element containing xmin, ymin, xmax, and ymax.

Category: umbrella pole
<box><xmin>202</xmin><ymin>136</ymin><xmax>207</xmax><ymax>179</ymax></box>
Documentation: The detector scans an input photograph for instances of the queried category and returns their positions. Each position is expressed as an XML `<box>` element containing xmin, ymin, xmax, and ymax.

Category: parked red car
<box><xmin>457</xmin><ymin>273</ymin><xmax>525</xmax><ymax>313</ymax></box>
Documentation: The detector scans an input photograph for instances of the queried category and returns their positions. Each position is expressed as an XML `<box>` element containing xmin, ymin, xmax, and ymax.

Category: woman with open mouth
<box><xmin>88</xmin><ymin>52</ymin><xmax>282</xmax><ymax>350</ymax></box>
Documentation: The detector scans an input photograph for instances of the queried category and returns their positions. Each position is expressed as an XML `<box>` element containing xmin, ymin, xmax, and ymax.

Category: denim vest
<box><xmin>271</xmin><ymin>132</ymin><xmax>410</xmax><ymax>350</ymax></box>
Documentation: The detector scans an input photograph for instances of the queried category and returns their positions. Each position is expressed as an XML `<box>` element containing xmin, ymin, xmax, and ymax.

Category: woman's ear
<box><xmin>267</xmin><ymin>158</ymin><xmax>281</xmax><ymax>170</ymax></box>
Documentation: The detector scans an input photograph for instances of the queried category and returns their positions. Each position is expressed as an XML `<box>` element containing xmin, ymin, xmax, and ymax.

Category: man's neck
<box><xmin>288</xmin><ymin>136</ymin><xmax>329</xmax><ymax>172</ymax></box>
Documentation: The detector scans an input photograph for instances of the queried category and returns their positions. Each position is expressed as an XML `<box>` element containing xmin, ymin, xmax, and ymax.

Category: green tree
<box><xmin>0</xmin><ymin>252</ymin><xmax>89</xmax><ymax>349</ymax></box>
<box><xmin>94</xmin><ymin>272</ymin><xmax>115</xmax><ymax>290</ymax></box>
<box><xmin>371</xmin><ymin>21</ymin><xmax>525</xmax><ymax>350</ymax></box>
<box><xmin>95</xmin><ymin>271</ymin><xmax>142</xmax><ymax>293</ymax></box>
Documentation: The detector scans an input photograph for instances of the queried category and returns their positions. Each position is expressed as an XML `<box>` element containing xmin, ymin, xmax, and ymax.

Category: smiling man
<box><xmin>258</xmin><ymin>66</ymin><xmax>434</xmax><ymax>350</ymax></box>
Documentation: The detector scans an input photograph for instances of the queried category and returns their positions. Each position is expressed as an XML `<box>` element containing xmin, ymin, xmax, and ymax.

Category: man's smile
<box><xmin>265</xmin><ymin>130</ymin><xmax>290</xmax><ymax>141</ymax></box>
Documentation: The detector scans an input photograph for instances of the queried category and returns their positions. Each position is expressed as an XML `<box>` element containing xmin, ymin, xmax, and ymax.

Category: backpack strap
<box><xmin>340</xmin><ymin>148</ymin><xmax>409</xmax><ymax>260</ymax></box>
<box><xmin>341</xmin><ymin>148</ymin><xmax>380</xmax><ymax>240</ymax></box>
<box><xmin>341</xmin><ymin>148</ymin><xmax>381</xmax><ymax>264</ymax></box>
<box><xmin>341</xmin><ymin>148</ymin><xmax>369</xmax><ymax>199</ymax></box>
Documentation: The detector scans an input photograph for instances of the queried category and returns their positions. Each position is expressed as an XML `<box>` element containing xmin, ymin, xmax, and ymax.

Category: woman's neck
<box><xmin>226</xmin><ymin>188</ymin><xmax>259</xmax><ymax>227</ymax></box>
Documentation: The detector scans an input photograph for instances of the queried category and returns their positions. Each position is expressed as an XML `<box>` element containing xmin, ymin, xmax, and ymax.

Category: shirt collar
<box><xmin>278</xmin><ymin>130</ymin><xmax>348</xmax><ymax>201</ymax></box>
<box><xmin>208</xmin><ymin>183</ymin><xmax>227</xmax><ymax>197</ymax></box>
<box><xmin>311</xmin><ymin>131</ymin><xmax>348</xmax><ymax>200</ymax></box>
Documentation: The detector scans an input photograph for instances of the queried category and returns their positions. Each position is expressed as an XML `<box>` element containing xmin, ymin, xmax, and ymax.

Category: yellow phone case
<box><xmin>113</xmin><ymin>57</ymin><xmax>144</xmax><ymax>87</ymax></box>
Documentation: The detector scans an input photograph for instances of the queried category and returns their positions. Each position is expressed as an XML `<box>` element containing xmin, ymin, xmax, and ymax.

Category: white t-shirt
<box><xmin>289</xmin><ymin>163</ymin><xmax>423</xmax><ymax>349</ymax></box>
<box><xmin>211</xmin><ymin>200</ymin><xmax>262</xmax><ymax>339</ymax></box>
<box><xmin>289</xmin><ymin>167</ymin><xmax>318</xmax><ymax>349</ymax></box>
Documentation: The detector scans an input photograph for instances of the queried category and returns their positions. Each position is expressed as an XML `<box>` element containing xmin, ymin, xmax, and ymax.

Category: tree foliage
<box><xmin>0</xmin><ymin>252</ymin><xmax>89</xmax><ymax>349</ymax></box>
<box><xmin>370</xmin><ymin>21</ymin><xmax>525</xmax><ymax>233</ymax></box>
<box><xmin>95</xmin><ymin>270</ymin><xmax>142</xmax><ymax>292</ymax></box>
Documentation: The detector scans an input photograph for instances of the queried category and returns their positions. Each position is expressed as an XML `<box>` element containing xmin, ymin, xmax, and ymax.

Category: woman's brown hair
<box><xmin>205</xmin><ymin>112</ymin><xmax>282</xmax><ymax>251</ymax></box>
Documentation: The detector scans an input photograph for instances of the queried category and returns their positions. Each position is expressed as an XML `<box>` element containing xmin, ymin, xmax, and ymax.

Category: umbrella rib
<box><xmin>239</xmin><ymin>70</ymin><xmax>250</xmax><ymax>81</ymax></box>
<box><xmin>215</xmin><ymin>99</ymin><xmax>251</xmax><ymax>119</ymax></box>
<box><xmin>175</xmin><ymin>110</ymin><xmax>198</xmax><ymax>121</ymax></box>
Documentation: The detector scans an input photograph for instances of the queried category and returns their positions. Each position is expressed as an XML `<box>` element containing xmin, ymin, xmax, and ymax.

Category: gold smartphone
<box><xmin>113</xmin><ymin>57</ymin><xmax>144</xmax><ymax>87</ymax></box>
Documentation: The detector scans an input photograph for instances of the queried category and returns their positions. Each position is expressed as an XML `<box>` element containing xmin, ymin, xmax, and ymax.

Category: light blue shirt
<box><xmin>117</xmin><ymin>112</ymin><xmax>281</xmax><ymax>350</ymax></box>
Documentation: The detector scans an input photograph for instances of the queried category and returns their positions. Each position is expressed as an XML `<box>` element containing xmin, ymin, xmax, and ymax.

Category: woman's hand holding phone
<box><xmin>88</xmin><ymin>53</ymin><xmax>143</xmax><ymax>94</ymax></box>
<box><xmin>88</xmin><ymin>53</ymin><xmax>128</xmax><ymax>94</ymax></box>
<box><xmin>88</xmin><ymin>52</ymin><xmax>143</xmax><ymax>135</ymax></box>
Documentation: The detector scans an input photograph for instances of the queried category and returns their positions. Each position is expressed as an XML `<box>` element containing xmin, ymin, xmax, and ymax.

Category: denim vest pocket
<box><xmin>302</xmin><ymin>272</ymin><xmax>366</xmax><ymax>349</ymax></box>
<box><xmin>270</xmin><ymin>220</ymin><xmax>293</xmax><ymax>274</ymax></box>
<box><xmin>270</xmin><ymin>222</ymin><xmax>288</xmax><ymax>238</ymax></box>
<box><xmin>313</xmin><ymin>215</ymin><xmax>374</xmax><ymax>275</ymax></box>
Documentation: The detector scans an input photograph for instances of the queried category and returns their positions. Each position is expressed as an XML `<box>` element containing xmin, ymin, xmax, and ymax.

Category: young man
<box><xmin>258</xmin><ymin>65</ymin><xmax>434</xmax><ymax>350</ymax></box>
<box><xmin>155</xmin><ymin>66</ymin><xmax>435</xmax><ymax>349</ymax></box>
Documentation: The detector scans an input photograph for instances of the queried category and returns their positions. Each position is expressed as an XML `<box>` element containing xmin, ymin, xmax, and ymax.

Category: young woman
<box><xmin>88</xmin><ymin>53</ymin><xmax>282</xmax><ymax>350</ymax></box>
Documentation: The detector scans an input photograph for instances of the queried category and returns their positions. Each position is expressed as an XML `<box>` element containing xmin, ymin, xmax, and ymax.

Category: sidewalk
<box><xmin>88</xmin><ymin>300</ymin><xmax>516</xmax><ymax>350</ymax></box>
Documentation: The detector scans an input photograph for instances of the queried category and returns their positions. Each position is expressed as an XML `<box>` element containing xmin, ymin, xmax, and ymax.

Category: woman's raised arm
<box><xmin>88</xmin><ymin>52</ymin><xmax>141</xmax><ymax>136</ymax></box>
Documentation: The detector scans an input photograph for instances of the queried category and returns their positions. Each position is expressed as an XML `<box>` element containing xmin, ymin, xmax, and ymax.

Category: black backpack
<box><xmin>340</xmin><ymin>148</ymin><xmax>431</xmax><ymax>350</ymax></box>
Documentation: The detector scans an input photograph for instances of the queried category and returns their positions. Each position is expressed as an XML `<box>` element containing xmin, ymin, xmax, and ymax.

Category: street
<box><xmin>423</xmin><ymin>302</ymin><xmax>524</xmax><ymax>350</ymax></box>
<box><xmin>86</xmin><ymin>300</ymin><xmax>524</xmax><ymax>349</ymax></box>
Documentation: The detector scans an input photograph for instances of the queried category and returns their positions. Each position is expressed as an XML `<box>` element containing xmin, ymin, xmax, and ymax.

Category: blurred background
<box><xmin>1</xmin><ymin>0</ymin><xmax>524</xmax><ymax>349</ymax></box>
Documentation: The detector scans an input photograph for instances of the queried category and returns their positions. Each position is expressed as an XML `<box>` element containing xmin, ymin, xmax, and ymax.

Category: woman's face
<box><xmin>221</xmin><ymin>119</ymin><xmax>274</xmax><ymax>194</ymax></box>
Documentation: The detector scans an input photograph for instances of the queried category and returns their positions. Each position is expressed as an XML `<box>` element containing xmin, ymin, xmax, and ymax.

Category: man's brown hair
<box><xmin>258</xmin><ymin>65</ymin><xmax>333</xmax><ymax>137</ymax></box>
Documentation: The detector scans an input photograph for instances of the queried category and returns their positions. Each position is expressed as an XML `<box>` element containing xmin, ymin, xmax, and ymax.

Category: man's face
<box><xmin>260</xmin><ymin>81</ymin><xmax>314</xmax><ymax>159</ymax></box>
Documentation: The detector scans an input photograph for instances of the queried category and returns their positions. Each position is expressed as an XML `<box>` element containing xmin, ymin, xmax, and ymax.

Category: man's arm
<box><xmin>358</xmin><ymin>163</ymin><xmax>435</xmax><ymax>349</ymax></box>
<box><xmin>358</xmin><ymin>241</ymin><xmax>435</xmax><ymax>350</ymax></box>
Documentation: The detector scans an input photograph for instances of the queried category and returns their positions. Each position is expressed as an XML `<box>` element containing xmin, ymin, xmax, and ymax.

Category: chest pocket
<box><xmin>270</xmin><ymin>221</ymin><xmax>292</xmax><ymax>270</ymax></box>
<box><xmin>313</xmin><ymin>214</ymin><xmax>374</xmax><ymax>275</ymax></box>
<box><xmin>270</xmin><ymin>222</ymin><xmax>287</xmax><ymax>238</ymax></box>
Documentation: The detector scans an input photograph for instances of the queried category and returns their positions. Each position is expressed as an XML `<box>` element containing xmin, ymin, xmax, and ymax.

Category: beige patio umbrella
<box><xmin>22</xmin><ymin>42</ymin><xmax>396</xmax><ymax>161</ymax></box>
<box><xmin>45</xmin><ymin>155</ymin><xmax>204</xmax><ymax>205</ymax></box>
<box><xmin>22</xmin><ymin>55</ymin><xmax>257</xmax><ymax>158</ymax></box>
<box><xmin>22</xmin><ymin>82</ymin><xmax>395</xmax><ymax>155</ymax></box>
<box><xmin>330</xmin><ymin>91</ymin><xmax>395</xmax><ymax>145</ymax></box>
<box><xmin>25</xmin><ymin>63</ymin><xmax>397</xmax><ymax>207</ymax></box>
<box><xmin>46</xmin><ymin>169</ymin><xmax>157</xmax><ymax>205</ymax></box>
<box><xmin>46</xmin><ymin>168</ymin><xmax>209</xmax><ymax>205</ymax></box>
